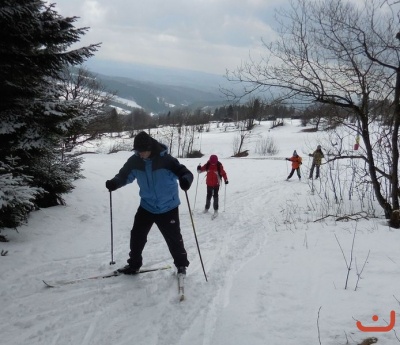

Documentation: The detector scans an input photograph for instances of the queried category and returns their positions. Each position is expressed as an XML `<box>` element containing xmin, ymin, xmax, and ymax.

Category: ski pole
<box><xmin>224</xmin><ymin>183</ymin><xmax>227</xmax><ymax>212</ymax></box>
<box><xmin>109</xmin><ymin>191</ymin><xmax>116</xmax><ymax>265</ymax></box>
<box><xmin>184</xmin><ymin>191</ymin><xmax>208</xmax><ymax>282</ymax></box>
<box><xmin>193</xmin><ymin>171</ymin><xmax>200</xmax><ymax>211</ymax></box>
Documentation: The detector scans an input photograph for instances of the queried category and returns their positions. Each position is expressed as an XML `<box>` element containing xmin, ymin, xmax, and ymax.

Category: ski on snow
<box><xmin>201</xmin><ymin>210</ymin><xmax>218</xmax><ymax>220</ymax></box>
<box><xmin>43</xmin><ymin>265</ymin><xmax>172</xmax><ymax>288</ymax></box>
<box><xmin>178</xmin><ymin>273</ymin><xmax>185</xmax><ymax>302</ymax></box>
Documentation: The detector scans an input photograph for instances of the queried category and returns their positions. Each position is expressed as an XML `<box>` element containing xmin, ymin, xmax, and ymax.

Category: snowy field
<box><xmin>1</xmin><ymin>120</ymin><xmax>399</xmax><ymax>345</ymax></box>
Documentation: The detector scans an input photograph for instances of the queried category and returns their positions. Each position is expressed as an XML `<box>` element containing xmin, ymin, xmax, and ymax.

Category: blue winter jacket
<box><xmin>109</xmin><ymin>143</ymin><xmax>193</xmax><ymax>214</ymax></box>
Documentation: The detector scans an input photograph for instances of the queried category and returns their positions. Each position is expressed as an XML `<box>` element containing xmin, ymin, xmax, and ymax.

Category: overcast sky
<box><xmin>50</xmin><ymin>0</ymin><xmax>286</xmax><ymax>76</ymax></box>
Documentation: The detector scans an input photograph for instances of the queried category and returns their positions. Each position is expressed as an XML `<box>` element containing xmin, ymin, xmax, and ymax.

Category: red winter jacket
<box><xmin>198</xmin><ymin>161</ymin><xmax>228</xmax><ymax>187</ymax></box>
<box><xmin>287</xmin><ymin>155</ymin><xmax>302</xmax><ymax>169</ymax></box>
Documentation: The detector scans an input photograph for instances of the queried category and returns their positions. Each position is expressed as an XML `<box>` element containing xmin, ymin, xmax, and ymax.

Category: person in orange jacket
<box><xmin>285</xmin><ymin>150</ymin><xmax>302</xmax><ymax>180</ymax></box>
<box><xmin>197</xmin><ymin>155</ymin><xmax>228</xmax><ymax>214</ymax></box>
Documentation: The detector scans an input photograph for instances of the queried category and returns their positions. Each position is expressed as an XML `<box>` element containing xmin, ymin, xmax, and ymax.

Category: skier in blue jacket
<box><xmin>105</xmin><ymin>131</ymin><xmax>193</xmax><ymax>275</ymax></box>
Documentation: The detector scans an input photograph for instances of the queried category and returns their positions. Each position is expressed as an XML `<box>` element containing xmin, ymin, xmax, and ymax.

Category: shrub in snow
<box><xmin>0</xmin><ymin>159</ymin><xmax>43</xmax><ymax>228</ymax></box>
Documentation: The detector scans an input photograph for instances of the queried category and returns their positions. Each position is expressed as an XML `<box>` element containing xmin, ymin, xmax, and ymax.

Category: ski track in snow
<box><xmin>1</xmin><ymin>159</ymin><xmax>320</xmax><ymax>345</ymax></box>
<box><xmin>2</xmin><ymin>124</ymin><xmax>400</xmax><ymax>345</ymax></box>
<box><xmin>1</xmin><ymin>163</ymin><xmax>277</xmax><ymax>345</ymax></box>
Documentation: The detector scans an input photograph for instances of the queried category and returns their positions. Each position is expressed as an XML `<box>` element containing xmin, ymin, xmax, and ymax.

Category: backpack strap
<box><xmin>205</xmin><ymin>161</ymin><xmax>222</xmax><ymax>178</ymax></box>
<box><xmin>217</xmin><ymin>161</ymin><xmax>222</xmax><ymax>178</ymax></box>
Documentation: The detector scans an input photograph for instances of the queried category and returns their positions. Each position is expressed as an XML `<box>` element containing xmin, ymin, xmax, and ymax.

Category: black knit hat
<box><xmin>133</xmin><ymin>131</ymin><xmax>153</xmax><ymax>152</ymax></box>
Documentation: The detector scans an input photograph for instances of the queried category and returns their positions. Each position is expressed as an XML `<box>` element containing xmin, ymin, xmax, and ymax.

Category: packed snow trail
<box><xmin>2</xmin><ymin>130</ymin><xmax>399</xmax><ymax>345</ymax></box>
<box><xmin>0</xmin><ymin>157</ymin><xmax>327</xmax><ymax>345</ymax></box>
<box><xmin>1</xmin><ymin>158</ymin><xmax>280</xmax><ymax>345</ymax></box>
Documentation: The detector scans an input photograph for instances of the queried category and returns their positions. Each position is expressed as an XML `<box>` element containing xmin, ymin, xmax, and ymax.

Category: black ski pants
<box><xmin>205</xmin><ymin>185</ymin><xmax>220</xmax><ymax>210</ymax></box>
<box><xmin>309</xmin><ymin>163</ymin><xmax>320</xmax><ymax>179</ymax></box>
<box><xmin>287</xmin><ymin>168</ymin><xmax>301</xmax><ymax>179</ymax></box>
<box><xmin>128</xmin><ymin>206</ymin><xmax>189</xmax><ymax>269</ymax></box>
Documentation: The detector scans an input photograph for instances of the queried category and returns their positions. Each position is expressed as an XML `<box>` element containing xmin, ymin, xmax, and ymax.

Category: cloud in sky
<box><xmin>51</xmin><ymin>0</ymin><xmax>286</xmax><ymax>75</ymax></box>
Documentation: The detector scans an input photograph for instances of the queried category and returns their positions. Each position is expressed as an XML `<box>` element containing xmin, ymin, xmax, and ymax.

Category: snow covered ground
<box><xmin>1</xmin><ymin>120</ymin><xmax>399</xmax><ymax>345</ymax></box>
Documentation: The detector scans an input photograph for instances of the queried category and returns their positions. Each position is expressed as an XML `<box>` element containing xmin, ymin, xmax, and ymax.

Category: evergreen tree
<box><xmin>0</xmin><ymin>0</ymin><xmax>100</xmax><ymax>229</ymax></box>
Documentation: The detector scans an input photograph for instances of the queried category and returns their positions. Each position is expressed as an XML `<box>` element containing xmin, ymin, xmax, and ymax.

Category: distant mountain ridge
<box><xmin>85</xmin><ymin>60</ymin><xmax>234</xmax><ymax>113</ymax></box>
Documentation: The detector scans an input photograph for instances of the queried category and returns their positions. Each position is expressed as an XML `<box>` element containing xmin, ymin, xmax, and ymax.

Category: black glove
<box><xmin>225</xmin><ymin>180</ymin><xmax>229</xmax><ymax>185</ymax></box>
<box><xmin>197</xmin><ymin>164</ymin><xmax>201</xmax><ymax>173</ymax></box>
<box><xmin>105</xmin><ymin>179</ymin><xmax>118</xmax><ymax>192</ymax></box>
<box><xmin>179</xmin><ymin>175</ymin><xmax>192</xmax><ymax>191</ymax></box>
<box><xmin>285</xmin><ymin>158</ymin><xmax>289</xmax><ymax>161</ymax></box>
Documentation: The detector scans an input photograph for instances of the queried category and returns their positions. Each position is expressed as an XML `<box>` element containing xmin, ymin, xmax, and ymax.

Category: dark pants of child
<box><xmin>127</xmin><ymin>206</ymin><xmax>189</xmax><ymax>269</ymax></box>
<box><xmin>205</xmin><ymin>186</ymin><xmax>220</xmax><ymax>210</ymax></box>
<box><xmin>287</xmin><ymin>168</ymin><xmax>301</xmax><ymax>180</ymax></box>
<box><xmin>309</xmin><ymin>164</ymin><xmax>320</xmax><ymax>179</ymax></box>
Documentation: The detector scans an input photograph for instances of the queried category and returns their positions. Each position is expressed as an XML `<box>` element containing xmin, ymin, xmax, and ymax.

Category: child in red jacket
<box><xmin>285</xmin><ymin>150</ymin><xmax>302</xmax><ymax>180</ymax></box>
<box><xmin>197</xmin><ymin>155</ymin><xmax>228</xmax><ymax>214</ymax></box>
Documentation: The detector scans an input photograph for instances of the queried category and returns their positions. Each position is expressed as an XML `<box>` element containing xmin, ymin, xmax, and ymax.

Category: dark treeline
<box><xmin>88</xmin><ymin>100</ymin><xmax>297</xmax><ymax>136</ymax></box>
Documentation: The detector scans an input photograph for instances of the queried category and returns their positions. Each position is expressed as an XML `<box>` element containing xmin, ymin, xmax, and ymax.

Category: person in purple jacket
<box><xmin>105</xmin><ymin>131</ymin><xmax>193</xmax><ymax>275</ymax></box>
